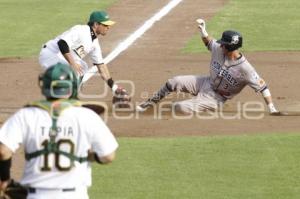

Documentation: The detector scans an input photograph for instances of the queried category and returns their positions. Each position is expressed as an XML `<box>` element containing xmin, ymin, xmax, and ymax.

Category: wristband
<box><xmin>261</xmin><ymin>88</ymin><xmax>271</xmax><ymax>97</ymax></box>
<box><xmin>112</xmin><ymin>84</ymin><xmax>118</xmax><ymax>93</ymax></box>
<box><xmin>0</xmin><ymin>158</ymin><xmax>12</xmax><ymax>181</ymax></box>
<box><xmin>107</xmin><ymin>78</ymin><xmax>114</xmax><ymax>89</ymax></box>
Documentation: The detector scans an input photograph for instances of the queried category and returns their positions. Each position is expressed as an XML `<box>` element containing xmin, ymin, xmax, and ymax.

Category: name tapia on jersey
<box><xmin>40</xmin><ymin>126</ymin><xmax>74</xmax><ymax>137</ymax></box>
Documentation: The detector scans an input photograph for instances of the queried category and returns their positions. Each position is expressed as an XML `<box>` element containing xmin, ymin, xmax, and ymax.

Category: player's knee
<box><xmin>166</xmin><ymin>76</ymin><xmax>182</xmax><ymax>92</ymax></box>
<box><xmin>165</xmin><ymin>80</ymin><xmax>173</xmax><ymax>92</ymax></box>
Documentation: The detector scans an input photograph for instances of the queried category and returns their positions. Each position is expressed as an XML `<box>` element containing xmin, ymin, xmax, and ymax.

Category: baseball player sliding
<box><xmin>0</xmin><ymin>63</ymin><xmax>118</xmax><ymax>199</ymax></box>
<box><xmin>137</xmin><ymin>19</ymin><xmax>280</xmax><ymax>115</ymax></box>
<box><xmin>39</xmin><ymin>10</ymin><xmax>129</xmax><ymax>101</ymax></box>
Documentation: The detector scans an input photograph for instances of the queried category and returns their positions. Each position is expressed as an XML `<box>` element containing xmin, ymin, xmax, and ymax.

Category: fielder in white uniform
<box><xmin>39</xmin><ymin>10</ymin><xmax>128</xmax><ymax>98</ymax></box>
<box><xmin>0</xmin><ymin>63</ymin><xmax>118</xmax><ymax>199</ymax></box>
<box><xmin>137</xmin><ymin>19</ymin><xmax>279</xmax><ymax>115</ymax></box>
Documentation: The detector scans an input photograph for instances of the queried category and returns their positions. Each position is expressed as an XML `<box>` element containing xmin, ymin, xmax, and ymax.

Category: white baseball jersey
<box><xmin>0</xmin><ymin>106</ymin><xmax>118</xmax><ymax>190</ymax></box>
<box><xmin>208</xmin><ymin>39</ymin><xmax>266</xmax><ymax>99</ymax></box>
<box><xmin>39</xmin><ymin>25</ymin><xmax>103</xmax><ymax>73</ymax></box>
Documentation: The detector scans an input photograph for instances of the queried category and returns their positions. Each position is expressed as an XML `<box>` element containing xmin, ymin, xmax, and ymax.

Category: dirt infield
<box><xmin>1</xmin><ymin>0</ymin><xmax>300</xmax><ymax>178</ymax></box>
<box><xmin>1</xmin><ymin>0</ymin><xmax>299</xmax><ymax>135</ymax></box>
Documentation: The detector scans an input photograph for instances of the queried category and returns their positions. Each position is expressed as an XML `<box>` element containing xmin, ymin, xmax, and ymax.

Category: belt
<box><xmin>28</xmin><ymin>187</ymin><xmax>75</xmax><ymax>193</ymax></box>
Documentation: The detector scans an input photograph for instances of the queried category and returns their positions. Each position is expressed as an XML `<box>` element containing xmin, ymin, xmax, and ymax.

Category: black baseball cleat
<box><xmin>136</xmin><ymin>100</ymin><xmax>154</xmax><ymax>112</ymax></box>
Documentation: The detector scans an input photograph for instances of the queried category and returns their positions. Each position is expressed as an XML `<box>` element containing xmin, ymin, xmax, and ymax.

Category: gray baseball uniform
<box><xmin>165</xmin><ymin>39</ymin><xmax>266</xmax><ymax>113</ymax></box>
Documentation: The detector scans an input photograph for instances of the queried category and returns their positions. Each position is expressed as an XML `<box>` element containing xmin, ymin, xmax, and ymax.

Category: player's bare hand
<box><xmin>0</xmin><ymin>179</ymin><xmax>9</xmax><ymax>192</ymax></box>
<box><xmin>268</xmin><ymin>103</ymin><xmax>280</xmax><ymax>116</ymax></box>
<box><xmin>71</xmin><ymin>63</ymin><xmax>84</xmax><ymax>76</ymax></box>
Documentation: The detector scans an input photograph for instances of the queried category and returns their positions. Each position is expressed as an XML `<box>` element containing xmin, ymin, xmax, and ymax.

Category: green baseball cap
<box><xmin>89</xmin><ymin>11</ymin><xmax>115</xmax><ymax>26</ymax></box>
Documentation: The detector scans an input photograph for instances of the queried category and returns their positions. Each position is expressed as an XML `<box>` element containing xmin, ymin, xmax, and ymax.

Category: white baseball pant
<box><xmin>27</xmin><ymin>186</ymin><xmax>89</xmax><ymax>199</ymax></box>
<box><xmin>38</xmin><ymin>45</ymin><xmax>89</xmax><ymax>73</ymax></box>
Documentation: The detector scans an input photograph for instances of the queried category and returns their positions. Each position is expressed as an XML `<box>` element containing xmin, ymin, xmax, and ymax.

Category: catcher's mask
<box><xmin>217</xmin><ymin>30</ymin><xmax>243</xmax><ymax>52</ymax></box>
<box><xmin>39</xmin><ymin>63</ymin><xmax>79</xmax><ymax>99</ymax></box>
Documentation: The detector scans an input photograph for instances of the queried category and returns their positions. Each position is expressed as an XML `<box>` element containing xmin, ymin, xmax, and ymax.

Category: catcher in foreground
<box><xmin>0</xmin><ymin>63</ymin><xmax>118</xmax><ymax>199</ymax></box>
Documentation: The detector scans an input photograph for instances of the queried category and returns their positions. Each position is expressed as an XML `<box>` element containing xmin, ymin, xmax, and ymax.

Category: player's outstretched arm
<box><xmin>96</xmin><ymin>63</ymin><xmax>117</xmax><ymax>92</ymax></box>
<box><xmin>96</xmin><ymin>63</ymin><xmax>130</xmax><ymax>100</ymax></box>
<box><xmin>261</xmin><ymin>88</ymin><xmax>280</xmax><ymax>115</ymax></box>
<box><xmin>96</xmin><ymin>63</ymin><xmax>112</xmax><ymax>82</ymax></box>
<box><xmin>196</xmin><ymin>18</ymin><xmax>213</xmax><ymax>46</ymax></box>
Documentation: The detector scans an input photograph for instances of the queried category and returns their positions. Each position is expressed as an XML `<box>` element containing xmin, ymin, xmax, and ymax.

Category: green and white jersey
<box><xmin>0</xmin><ymin>106</ymin><xmax>118</xmax><ymax>189</ymax></box>
<box><xmin>39</xmin><ymin>25</ymin><xmax>103</xmax><ymax>73</ymax></box>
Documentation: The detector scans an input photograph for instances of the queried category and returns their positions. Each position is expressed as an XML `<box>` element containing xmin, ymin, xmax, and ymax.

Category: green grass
<box><xmin>2</xmin><ymin>0</ymin><xmax>299</xmax><ymax>57</ymax></box>
<box><xmin>89</xmin><ymin>134</ymin><xmax>300</xmax><ymax>199</ymax></box>
<box><xmin>0</xmin><ymin>0</ymin><xmax>117</xmax><ymax>57</ymax></box>
<box><xmin>184</xmin><ymin>0</ymin><xmax>300</xmax><ymax>53</ymax></box>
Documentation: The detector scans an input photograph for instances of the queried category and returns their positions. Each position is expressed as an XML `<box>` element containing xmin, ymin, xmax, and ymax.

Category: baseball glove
<box><xmin>112</xmin><ymin>86</ymin><xmax>131</xmax><ymax>108</ymax></box>
<box><xmin>0</xmin><ymin>180</ymin><xmax>28</xmax><ymax>199</ymax></box>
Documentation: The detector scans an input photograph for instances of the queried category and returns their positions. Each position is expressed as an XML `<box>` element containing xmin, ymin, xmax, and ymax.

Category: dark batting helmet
<box><xmin>39</xmin><ymin>63</ymin><xmax>79</xmax><ymax>99</ymax></box>
<box><xmin>217</xmin><ymin>30</ymin><xmax>243</xmax><ymax>52</ymax></box>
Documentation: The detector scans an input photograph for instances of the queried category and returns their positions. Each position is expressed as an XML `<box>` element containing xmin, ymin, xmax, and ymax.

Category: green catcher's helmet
<box><xmin>39</xmin><ymin>63</ymin><xmax>79</xmax><ymax>99</ymax></box>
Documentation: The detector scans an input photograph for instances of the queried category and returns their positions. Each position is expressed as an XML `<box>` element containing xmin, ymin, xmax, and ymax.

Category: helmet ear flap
<box><xmin>224</xmin><ymin>43</ymin><xmax>239</xmax><ymax>52</ymax></box>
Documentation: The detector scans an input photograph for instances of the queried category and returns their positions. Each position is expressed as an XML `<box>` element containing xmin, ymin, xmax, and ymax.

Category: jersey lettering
<box><xmin>41</xmin><ymin>126</ymin><xmax>74</xmax><ymax>137</ymax></box>
<box><xmin>212</xmin><ymin>61</ymin><xmax>222</xmax><ymax>71</ymax></box>
<box><xmin>73</xmin><ymin>45</ymin><xmax>85</xmax><ymax>58</ymax></box>
<box><xmin>223</xmin><ymin>83</ymin><xmax>229</xmax><ymax>89</ymax></box>
<box><xmin>218</xmin><ymin>69</ymin><xmax>238</xmax><ymax>86</ymax></box>
<box><xmin>55</xmin><ymin>139</ymin><xmax>75</xmax><ymax>171</ymax></box>
<box><xmin>40</xmin><ymin>139</ymin><xmax>75</xmax><ymax>172</ymax></box>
